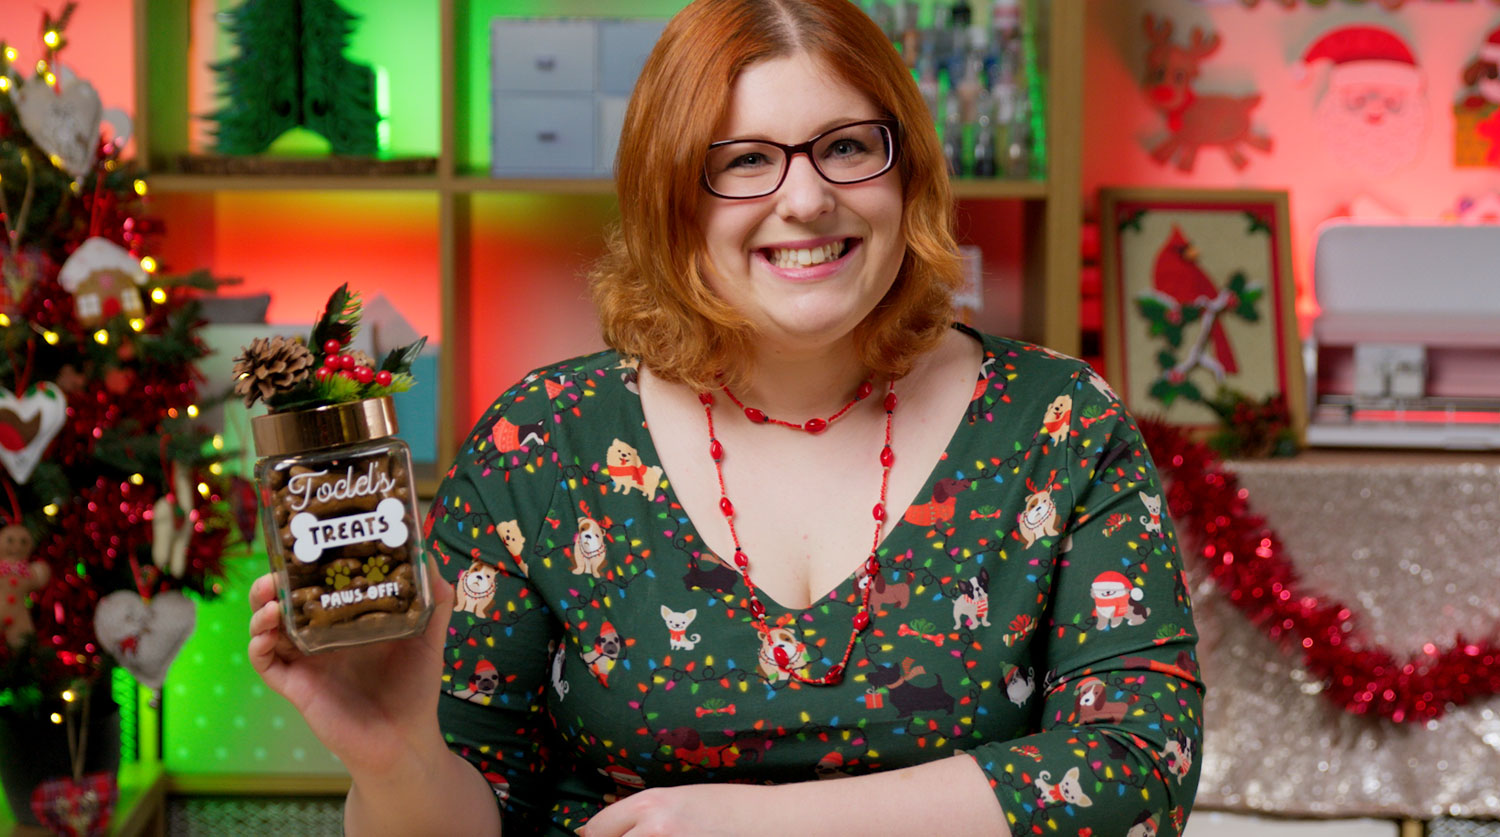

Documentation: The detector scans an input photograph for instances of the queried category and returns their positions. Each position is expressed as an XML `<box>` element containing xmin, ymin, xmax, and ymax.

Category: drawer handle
<box><xmin>535</xmin><ymin>55</ymin><xmax>556</xmax><ymax>71</ymax></box>
<box><xmin>537</xmin><ymin>131</ymin><xmax>559</xmax><ymax>143</ymax></box>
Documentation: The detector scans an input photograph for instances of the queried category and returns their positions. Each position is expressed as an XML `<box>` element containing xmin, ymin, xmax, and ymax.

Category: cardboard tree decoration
<box><xmin>208</xmin><ymin>0</ymin><xmax>379</xmax><ymax>155</ymax></box>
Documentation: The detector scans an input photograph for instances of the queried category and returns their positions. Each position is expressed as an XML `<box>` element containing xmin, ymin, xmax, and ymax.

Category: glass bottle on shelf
<box><xmin>972</xmin><ymin>91</ymin><xmax>997</xmax><ymax>178</ymax></box>
<box><xmin>917</xmin><ymin>52</ymin><xmax>942</xmax><ymax>123</ymax></box>
<box><xmin>942</xmin><ymin>91</ymin><xmax>964</xmax><ymax>176</ymax></box>
<box><xmin>1005</xmin><ymin>95</ymin><xmax>1032</xmax><ymax>179</ymax></box>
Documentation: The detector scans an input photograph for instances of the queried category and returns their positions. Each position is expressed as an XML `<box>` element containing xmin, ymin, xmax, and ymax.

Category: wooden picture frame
<box><xmin>1100</xmin><ymin>188</ymin><xmax>1305</xmax><ymax>436</ymax></box>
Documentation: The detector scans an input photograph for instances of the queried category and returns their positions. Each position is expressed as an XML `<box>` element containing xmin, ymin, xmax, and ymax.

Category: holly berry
<box><xmin>315</xmin><ymin>366</ymin><xmax>333</xmax><ymax>381</ymax></box>
<box><xmin>354</xmin><ymin>366</ymin><xmax>374</xmax><ymax>384</ymax></box>
<box><xmin>338</xmin><ymin>354</ymin><xmax>356</xmax><ymax>370</ymax></box>
<box><xmin>323</xmin><ymin>353</ymin><xmax>341</xmax><ymax>368</ymax></box>
<box><xmin>323</xmin><ymin>339</ymin><xmax>342</xmax><ymax>355</ymax></box>
<box><xmin>375</xmin><ymin>370</ymin><xmax>393</xmax><ymax>387</ymax></box>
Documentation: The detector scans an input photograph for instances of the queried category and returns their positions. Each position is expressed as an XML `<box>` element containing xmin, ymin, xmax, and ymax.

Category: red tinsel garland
<box><xmin>1140</xmin><ymin>419</ymin><xmax>1500</xmax><ymax>723</ymax></box>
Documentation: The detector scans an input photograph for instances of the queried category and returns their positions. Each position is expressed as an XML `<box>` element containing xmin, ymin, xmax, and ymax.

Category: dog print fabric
<box><xmin>428</xmin><ymin>325</ymin><xmax>1203</xmax><ymax>835</ymax></box>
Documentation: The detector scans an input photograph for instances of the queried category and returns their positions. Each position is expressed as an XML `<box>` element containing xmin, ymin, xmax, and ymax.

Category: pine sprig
<box><xmin>378</xmin><ymin>337</ymin><xmax>426</xmax><ymax>374</ymax></box>
<box><xmin>309</xmin><ymin>283</ymin><xmax>361</xmax><ymax>350</ymax></box>
<box><xmin>239</xmin><ymin>284</ymin><xmax>426</xmax><ymax>411</ymax></box>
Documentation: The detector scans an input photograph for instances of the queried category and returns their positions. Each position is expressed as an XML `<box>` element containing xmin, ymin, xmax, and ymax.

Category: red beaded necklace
<box><xmin>720</xmin><ymin>378</ymin><xmax>875</xmax><ymax>433</ymax></box>
<box><xmin>699</xmin><ymin>379</ymin><xmax>897</xmax><ymax>686</ymax></box>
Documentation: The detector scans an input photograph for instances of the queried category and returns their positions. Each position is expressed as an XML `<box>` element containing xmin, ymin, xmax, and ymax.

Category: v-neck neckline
<box><xmin>626</xmin><ymin>324</ymin><xmax>995</xmax><ymax>614</ymax></box>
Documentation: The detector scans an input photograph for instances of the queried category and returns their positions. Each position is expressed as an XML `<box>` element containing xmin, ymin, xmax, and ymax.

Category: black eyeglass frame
<box><xmin>700</xmin><ymin>118</ymin><xmax>902</xmax><ymax>200</ymax></box>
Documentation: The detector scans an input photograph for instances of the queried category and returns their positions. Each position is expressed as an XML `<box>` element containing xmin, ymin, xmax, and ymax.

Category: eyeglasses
<box><xmin>702</xmin><ymin>119</ymin><xmax>900</xmax><ymax>200</ymax></box>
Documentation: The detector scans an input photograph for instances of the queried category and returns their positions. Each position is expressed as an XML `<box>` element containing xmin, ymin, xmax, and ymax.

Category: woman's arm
<box><xmin>580</xmin><ymin>754</ymin><xmax>1005</xmax><ymax>837</ymax></box>
<box><xmin>344</xmin><ymin>740</ymin><xmax>502</xmax><ymax>836</ymax></box>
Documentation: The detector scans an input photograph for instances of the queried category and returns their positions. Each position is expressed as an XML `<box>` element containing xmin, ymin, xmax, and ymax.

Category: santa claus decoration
<box><xmin>1299</xmin><ymin>25</ymin><xmax>1427</xmax><ymax>176</ymax></box>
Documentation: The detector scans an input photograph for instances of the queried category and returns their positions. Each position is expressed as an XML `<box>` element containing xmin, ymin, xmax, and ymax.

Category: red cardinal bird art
<box><xmin>1151</xmin><ymin>225</ymin><xmax>1237</xmax><ymax>380</ymax></box>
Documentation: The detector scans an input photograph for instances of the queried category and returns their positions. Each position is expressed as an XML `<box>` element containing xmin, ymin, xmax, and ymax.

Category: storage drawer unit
<box><xmin>491</xmin><ymin>17</ymin><xmax>667</xmax><ymax>177</ymax></box>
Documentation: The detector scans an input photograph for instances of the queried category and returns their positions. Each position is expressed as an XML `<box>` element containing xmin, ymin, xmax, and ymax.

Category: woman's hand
<box><xmin>247</xmin><ymin>560</ymin><xmax>455</xmax><ymax>774</ymax></box>
<box><xmin>577</xmin><ymin>784</ymin><xmax>774</xmax><ymax>837</ymax></box>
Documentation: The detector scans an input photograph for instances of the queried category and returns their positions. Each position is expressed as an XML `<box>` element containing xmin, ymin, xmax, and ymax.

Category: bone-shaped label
<box><xmin>289</xmin><ymin>497</ymin><xmax>408</xmax><ymax>564</ymax></box>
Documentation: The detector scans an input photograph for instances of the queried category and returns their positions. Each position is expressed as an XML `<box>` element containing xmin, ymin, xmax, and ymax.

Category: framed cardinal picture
<box><xmin>1099</xmin><ymin>188</ymin><xmax>1304</xmax><ymax>438</ymax></box>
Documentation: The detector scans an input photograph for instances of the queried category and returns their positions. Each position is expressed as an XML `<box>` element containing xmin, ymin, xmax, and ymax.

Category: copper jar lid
<box><xmin>250</xmin><ymin>396</ymin><xmax>399</xmax><ymax>457</ymax></box>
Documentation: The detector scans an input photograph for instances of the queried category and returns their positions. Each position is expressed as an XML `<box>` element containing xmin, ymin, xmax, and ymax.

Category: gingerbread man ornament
<box><xmin>0</xmin><ymin>523</ymin><xmax>50</xmax><ymax>648</ymax></box>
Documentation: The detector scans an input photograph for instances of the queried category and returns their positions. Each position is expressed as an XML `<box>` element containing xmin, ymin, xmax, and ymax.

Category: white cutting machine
<box><xmin>1306</xmin><ymin>222</ymin><xmax>1500</xmax><ymax>449</ymax></box>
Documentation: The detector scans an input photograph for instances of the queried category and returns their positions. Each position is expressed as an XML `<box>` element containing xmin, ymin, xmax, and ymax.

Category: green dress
<box><xmin>429</xmin><ymin>324</ymin><xmax>1203</xmax><ymax>836</ymax></box>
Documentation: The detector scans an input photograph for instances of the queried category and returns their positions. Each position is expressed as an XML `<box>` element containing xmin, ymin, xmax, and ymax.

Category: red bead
<box><xmin>699</xmin><ymin>392</ymin><xmax>715</xmax><ymax>406</ymax></box>
<box><xmin>880</xmin><ymin>446</ymin><xmax>894</xmax><ymax>467</ymax></box>
<box><xmin>873</xmin><ymin>503</ymin><xmax>885</xmax><ymax>521</ymax></box>
<box><xmin>710</xmin><ymin>439</ymin><xmax>724</xmax><ymax>460</ymax></box>
<box><xmin>323</xmin><ymin>339</ymin><xmax>342</xmax><ymax>355</ymax></box>
<box><xmin>375</xmin><ymin>370</ymin><xmax>393</xmax><ymax>387</ymax></box>
<box><xmin>720</xmin><ymin>497</ymin><xmax>734</xmax><ymax>517</ymax></box>
<box><xmin>883</xmin><ymin>392</ymin><xmax>897</xmax><ymax>411</ymax></box>
<box><xmin>852</xmin><ymin>611</ymin><xmax>870</xmax><ymax>631</ymax></box>
<box><xmin>315</xmin><ymin>367</ymin><xmax>332</xmax><ymax>381</ymax></box>
<box><xmin>748</xmin><ymin>599</ymin><xmax>766</xmax><ymax>619</ymax></box>
<box><xmin>745</xmin><ymin>407</ymin><xmax>767</xmax><ymax>423</ymax></box>
<box><xmin>773</xmin><ymin>646</ymin><xmax>790</xmax><ymax>667</ymax></box>
<box><xmin>825</xmin><ymin>664</ymin><xmax>845</xmax><ymax>683</ymax></box>
<box><xmin>865</xmin><ymin>556</ymin><xmax>879</xmax><ymax>575</ymax></box>
<box><xmin>338</xmin><ymin>353</ymin><xmax>356</xmax><ymax>370</ymax></box>
<box><xmin>323</xmin><ymin>353</ymin><xmax>340</xmax><ymax>368</ymax></box>
<box><xmin>354</xmin><ymin>366</ymin><xmax>374</xmax><ymax>384</ymax></box>
<box><xmin>857</xmin><ymin>381</ymin><xmax>873</xmax><ymax>399</ymax></box>
<box><xmin>733</xmin><ymin>549</ymin><xmax>749</xmax><ymax>568</ymax></box>
<box><xmin>804</xmin><ymin>418</ymin><xmax>827</xmax><ymax>434</ymax></box>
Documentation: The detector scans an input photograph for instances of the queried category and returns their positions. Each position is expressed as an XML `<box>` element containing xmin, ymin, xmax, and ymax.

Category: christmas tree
<box><xmin>0</xmin><ymin>5</ymin><xmax>243</xmax><ymax>727</ymax></box>
<box><xmin>208</xmin><ymin>0</ymin><xmax>380</xmax><ymax>155</ymax></box>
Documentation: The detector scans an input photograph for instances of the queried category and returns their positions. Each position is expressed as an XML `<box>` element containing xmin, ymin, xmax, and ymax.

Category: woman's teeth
<box><xmin>765</xmin><ymin>240</ymin><xmax>847</xmax><ymax>269</ymax></box>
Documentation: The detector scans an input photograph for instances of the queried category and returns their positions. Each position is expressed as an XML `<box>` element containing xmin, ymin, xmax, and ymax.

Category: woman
<box><xmin>249</xmin><ymin>1</ymin><xmax>1203</xmax><ymax>834</ymax></box>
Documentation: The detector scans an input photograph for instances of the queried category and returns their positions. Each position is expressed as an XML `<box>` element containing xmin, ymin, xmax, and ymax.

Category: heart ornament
<box><xmin>0</xmin><ymin>382</ymin><xmax>68</xmax><ymax>484</ymax></box>
<box><xmin>93</xmin><ymin>590</ymin><xmax>196</xmax><ymax>691</ymax></box>
<box><xmin>29</xmin><ymin>772</ymin><xmax>117</xmax><ymax>837</ymax></box>
<box><xmin>11</xmin><ymin>65</ymin><xmax>104</xmax><ymax>181</ymax></box>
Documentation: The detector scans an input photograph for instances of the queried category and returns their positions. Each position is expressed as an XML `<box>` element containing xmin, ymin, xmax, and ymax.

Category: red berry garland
<box><xmin>1141</xmin><ymin>419</ymin><xmax>1500</xmax><ymax>723</ymax></box>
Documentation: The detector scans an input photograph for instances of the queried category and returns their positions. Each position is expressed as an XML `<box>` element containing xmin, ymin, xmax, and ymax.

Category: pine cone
<box><xmin>349</xmin><ymin>350</ymin><xmax>376</xmax><ymax>370</ymax></box>
<box><xmin>233</xmin><ymin>336</ymin><xmax>315</xmax><ymax>407</ymax></box>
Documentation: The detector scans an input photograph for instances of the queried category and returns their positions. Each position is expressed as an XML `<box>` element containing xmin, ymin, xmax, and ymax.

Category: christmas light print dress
<box><xmin>428</xmin><ymin>324</ymin><xmax>1204</xmax><ymax>836</ymax></box>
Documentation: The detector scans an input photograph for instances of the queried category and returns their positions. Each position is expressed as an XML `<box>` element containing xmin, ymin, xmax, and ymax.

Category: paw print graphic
<box><xmin>325</xmin><ymin>564</ymin><xmax>353</xmax><ymax>590</ymax></box>
<box><xmin>362</xmin><ymin>555</ymin><xmax>389</xmax><ymax>583</ymax></box>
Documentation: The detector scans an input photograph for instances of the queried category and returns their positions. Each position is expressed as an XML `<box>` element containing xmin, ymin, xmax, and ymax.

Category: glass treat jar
<box><xmin>251</xmin><ymin>397</ymin><xmax>433</xmax><ymax>654</ymax></box>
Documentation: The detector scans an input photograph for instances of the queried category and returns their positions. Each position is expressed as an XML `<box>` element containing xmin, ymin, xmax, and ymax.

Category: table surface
<box><xmin>1245</xmin><ymin>447</ymin><xmax>1500</xmax><ymax>466</ymax></box>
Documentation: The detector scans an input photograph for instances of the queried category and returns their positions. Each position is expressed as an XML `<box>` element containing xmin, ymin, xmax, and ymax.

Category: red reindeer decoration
<box><xmin>1143</xmin><ymin>15</ymin><xmax>1271</xmax><ymax>171</ymax></box>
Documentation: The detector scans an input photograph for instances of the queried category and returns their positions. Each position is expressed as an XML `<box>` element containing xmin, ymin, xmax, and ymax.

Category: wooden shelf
<box><xmin>952</xmin><ymin>178</ymin><xmax>1048</xmax><ymax>200</ymax></box>
<box><xmin>145</xmin><ymin>173</ymin><xmax>445</xmax><ymax>193</ymax></box>
<box><xmin>142</xmin><ymin>173</ymin><xmax>1050</xmax><ymax>199</ymax></box>
<box><xmin>136</xmin><ymin>0</ymin><xmax>1083</xmax><ymax>483</ymax></box>
<box><xmin>166</xmin><ymin>773</ymin><xmax>350</xmax><ymax>797</ymax></box>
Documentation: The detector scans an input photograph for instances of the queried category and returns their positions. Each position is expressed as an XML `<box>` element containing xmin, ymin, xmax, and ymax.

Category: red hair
<box><xmin>589</xmin><ymin>0</ymin><xmax>960</xmax><ymax>391</ymax></box>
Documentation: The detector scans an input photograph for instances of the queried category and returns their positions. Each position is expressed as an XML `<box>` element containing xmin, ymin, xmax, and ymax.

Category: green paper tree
<box><xmin>207</xmin><ymin>0</ymin><xmax>379</xmax><ymax>156</ymax></box>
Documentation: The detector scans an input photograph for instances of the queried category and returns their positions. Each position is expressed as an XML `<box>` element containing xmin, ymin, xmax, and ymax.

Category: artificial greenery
<box><xmin>207</xmin><ymin>0</ymin><xmax>379</xmax><ymax>155</ymax></box>
<box><xmin>232</xmin><ymin>283</ymin><xmax>424</xmax><ymax>413</ymax></box>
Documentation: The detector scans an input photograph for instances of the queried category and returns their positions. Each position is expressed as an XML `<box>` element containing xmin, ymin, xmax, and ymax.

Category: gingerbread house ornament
<box><xmin>57</xmin><ymin>237</ymin><xmax>149</xmax><ymax>327</ymax></box>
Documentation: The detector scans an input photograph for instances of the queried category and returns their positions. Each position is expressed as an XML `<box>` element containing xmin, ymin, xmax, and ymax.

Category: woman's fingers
<box><xmin>248</xmin><ymin>572</ymin><xmax>278</xmax><ymax>611</ymax></box>
<box><xmin>249</xmin><ymin>598</ymin><xmax>282</xmax><ymax>636</ymax></box>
